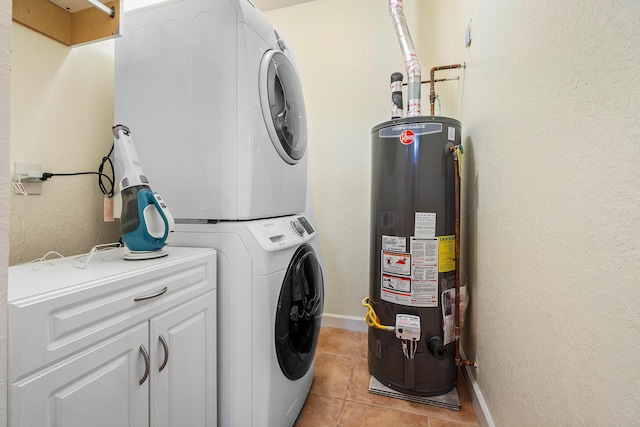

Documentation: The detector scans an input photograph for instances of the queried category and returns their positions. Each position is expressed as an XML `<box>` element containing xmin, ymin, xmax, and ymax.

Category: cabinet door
<box><xmin>10</xmin><ymin>323</ymin><xmax>149</xmax><ymax>427</ymax></box>
<box><xmin>150</xmin><ymin>291</ymin><xmax>217</xmax><ymax>427</ymax></box>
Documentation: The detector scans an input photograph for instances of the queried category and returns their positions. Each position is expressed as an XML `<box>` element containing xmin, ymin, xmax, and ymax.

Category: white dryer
<box><xmin>115</xmin><ymin>0</ymin><xmax>308</xmax><ymax>220</ymax></box>
<box><xmin>169</xmin><ymin>214</ymin><xmax>324</xmax><ymax>427</ymax></box>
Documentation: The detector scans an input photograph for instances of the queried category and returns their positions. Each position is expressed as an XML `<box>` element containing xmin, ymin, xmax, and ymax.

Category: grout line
<box><xmin>335</xmin><ymin>396</ymin><xmax>346</xmax><ymax>427</ymax></box>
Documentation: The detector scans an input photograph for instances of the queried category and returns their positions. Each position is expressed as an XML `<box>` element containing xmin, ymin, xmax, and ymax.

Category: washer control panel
<box><xmin>246</xmin><ymin>215</ymin><xmax>316</xmax><ymax>252</ymax></box>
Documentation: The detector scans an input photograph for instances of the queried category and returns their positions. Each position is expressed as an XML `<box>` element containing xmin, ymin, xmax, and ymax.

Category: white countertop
<box><xmin>9</xmin><ymin>246</ymin><xmax>216</xmax><ymax>302</ymax></box>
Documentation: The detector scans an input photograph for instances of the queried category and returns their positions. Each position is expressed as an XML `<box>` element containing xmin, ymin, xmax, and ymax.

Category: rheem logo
<box><xmin>400</xmin><ymin>129</ymin><xmax>415</xmax><ymax>145</ymax></box>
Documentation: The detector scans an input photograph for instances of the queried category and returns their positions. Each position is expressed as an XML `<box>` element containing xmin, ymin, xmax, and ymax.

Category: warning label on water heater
<box><xmin>438</xmin><ymin>235</ymin><xmax>456</xmax><ymax>273</ymax></box>
<box><xmin>380</xmin><ymin>235</ymin><xmax>439</xmax><ymax>307</ymax></box>
<box><xmin>415</xmin><ymin>212</ymin><xmax>436</xmax><ymax>238</ymax></box>
<box><xmin>409</xmin><ymin>238</ymin><xmax>439</xmax><ymax>307</ymax></box>
<box><xmin>381</xmin><ymin>235</ymin><xmax>406</xmax><ymax>252</ymax></box>
<box><xmin>382</xmin><ymin>251</ymin><xmax>411</xmax><ymax>276</ymax></box>
<box><xmin>382</xmin><ymin>274</ymin><xmax>411</xmax><ymax>294</ymax></box>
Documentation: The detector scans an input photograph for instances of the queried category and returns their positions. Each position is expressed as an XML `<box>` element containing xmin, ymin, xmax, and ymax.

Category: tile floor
<box><xmin>294</xmin><ymin>327</ymin><xmax>480</xmax><ymax>427</ymax></box>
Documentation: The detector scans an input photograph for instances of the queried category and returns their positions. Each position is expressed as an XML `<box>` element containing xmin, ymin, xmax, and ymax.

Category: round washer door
<box><xmin>275</xmin><ymin>244</ymin><xmax>324</xmax><ymax>380</ymax></box>
<box><xmin>259</xmin><ymin>50</ymin><xmax>307</xmax><ymax>165</ymax></box>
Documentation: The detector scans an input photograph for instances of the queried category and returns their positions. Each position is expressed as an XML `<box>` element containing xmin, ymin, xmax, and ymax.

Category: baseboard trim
<box><xmin>321</xmin><ymin>312</ymin><xmax>368</xmax><ymax>332</ymax></box>
<box><xmin>460</xmin><ymin>351</ymin><xmax>494</xmax><ymax>427</ymax></box>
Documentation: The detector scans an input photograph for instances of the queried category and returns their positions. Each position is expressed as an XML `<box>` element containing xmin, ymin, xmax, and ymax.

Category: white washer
<box><xmin>115</xmin><ymin>0</ymin><xmax>308</xmax><ymax>221</ymax></box>
<box><xmin>169</xmin><ymin>214</ymin><xmax>324</xmax><ymax>427</ymax></box>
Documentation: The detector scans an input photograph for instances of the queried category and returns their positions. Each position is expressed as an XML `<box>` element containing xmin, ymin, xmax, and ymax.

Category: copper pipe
<box><xmin>452</xmin><ymin>148</ymin><xmax>462</xmax><ymax>365</ymax></box>
<box><xmin>449</xmin><ymin>145</ymin><xmax>476</xmax><ymax>369</ymax></box>
<box><xmin>401</xmin><ymin>77</ymin><xmax>459</xmax><ymax>87</ymax></box>
<box><xmin>430</xmin><ymin>64</ymin><xmax>463</xmax><ymax>116</ymax></box>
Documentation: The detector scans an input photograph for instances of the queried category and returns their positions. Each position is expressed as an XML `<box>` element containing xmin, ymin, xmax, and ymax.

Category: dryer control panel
<box><xmin>246</xmin><ymin>215</ymin><xmax>316</xmax><ymax>252</ymax></box>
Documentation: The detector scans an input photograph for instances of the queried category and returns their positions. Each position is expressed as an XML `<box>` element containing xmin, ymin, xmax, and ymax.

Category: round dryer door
<box><xmin>259</xmin><ymin>50</ymin><xmax>307</xmax><ymax>165</ymax></box>
<box><xmin>275</xmin><ymin>244</ymin><xmax>324</xmax><ymax>380</ymax></box>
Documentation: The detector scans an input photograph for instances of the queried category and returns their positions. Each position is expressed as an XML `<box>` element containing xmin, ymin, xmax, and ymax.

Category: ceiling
<box><xmin>249</xmin><ymin>0</ymin><xmax>316</xmax><ymax>12</ymax></box>
<box><xmin>49</xmin><ymin>0</ymin><xmax>316</xmax><ymax>14</ymax></box>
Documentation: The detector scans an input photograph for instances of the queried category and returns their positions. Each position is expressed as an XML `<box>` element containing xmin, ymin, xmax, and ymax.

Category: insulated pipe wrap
<box><xmin>389</xmin><ymin>0</ymin><xmax>421</xmax><ymax>116</ymax></box>
<box><xmin>391</xmin><ymin>72</ymin><xmax>404</xmax><ymax>119</ymax></box>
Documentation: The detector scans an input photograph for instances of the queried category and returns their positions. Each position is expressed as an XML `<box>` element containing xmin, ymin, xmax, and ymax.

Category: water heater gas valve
<box><xmin>395</xmin><ymin>314</ymin><xmax>421</xmax><ymax>341</ymax></box>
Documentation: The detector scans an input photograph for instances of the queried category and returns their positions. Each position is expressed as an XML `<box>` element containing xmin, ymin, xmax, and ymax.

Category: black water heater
<box><xmin>368</xmin><ymin>115</ymin><xmax>461</xmax><ymax>396</ymax></box>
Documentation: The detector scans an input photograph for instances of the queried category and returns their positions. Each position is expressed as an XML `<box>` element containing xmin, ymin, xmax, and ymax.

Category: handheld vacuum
<box><xmin>112</xmin><ymin>125</ymin><xmax>175</xmax><ymax>260</ymax></box>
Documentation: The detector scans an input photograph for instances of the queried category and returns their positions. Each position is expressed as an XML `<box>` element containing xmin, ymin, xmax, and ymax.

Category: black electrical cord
<box><xmin>41</xmin><ymin>143</ymin><xmax>115</xmax><ymax>198</ymax></box>
<box><xmin>98</xmin><ymin>143</ymin><xmax>115</xmax><ymax>197</ymax></box>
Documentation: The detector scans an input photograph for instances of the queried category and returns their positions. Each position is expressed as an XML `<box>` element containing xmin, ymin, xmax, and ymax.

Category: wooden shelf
<box><xmin>13</xmin><ymin>0</ymin><xmax>120</xmax><ymax>46</ymax></box>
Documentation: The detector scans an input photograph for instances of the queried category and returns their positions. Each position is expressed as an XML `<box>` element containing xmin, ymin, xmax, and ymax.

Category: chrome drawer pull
<box><xmin>134</xmin><ymin>286</ymin><xmax>168</xmax><ymax>302</ymax></box>
<box><xmin>159</xmin><ymin>334</ymin><xmax>169</xmax><ymax>372</ymax></box>
<box><xmin>139</xmin><ymin>345</ymin><xmax>150</xmax><ymax>385</ymax></box>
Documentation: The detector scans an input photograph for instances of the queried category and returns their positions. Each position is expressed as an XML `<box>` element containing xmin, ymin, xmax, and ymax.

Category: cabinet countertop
<box><xmin>9</xmin><ymin>246</ymin><xmax>216</xmax><ymax>302</ymax></box>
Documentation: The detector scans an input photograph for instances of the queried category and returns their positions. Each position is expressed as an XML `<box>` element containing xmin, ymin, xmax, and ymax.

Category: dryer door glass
<box><xmin>275</xmin><ymin>244</ymin><xmax>324</xmax><ymax>380</ymax></box>
<box><xmin>259</xmin><ymin>50</ymin><xmax>308</xmax><ymax>165</ymax></box>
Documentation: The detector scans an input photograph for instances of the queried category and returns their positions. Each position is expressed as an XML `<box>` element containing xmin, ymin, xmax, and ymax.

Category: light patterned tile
<box><xmin>356</xmin><ymin>330</ymin><xmax>369</xmax><ymax>360</ymax></box>
<box><xmin>346</xmin><ymin>356</ymin><xmax>431</xmax><ymax>417</ymax></box>
<box><xmin>429</xmin><ymin>417</ymin><xmax>478</xmax><ymax>427</ymax></box>
<box><xmin>309</xmin><ymin>353</ymin><xmax>355</xmax><ymax>399</ymax></box>
<box><xmin>308</xmin><ymin>328</ymin><xmax>479</xmax><ymax>427</ymax></box>
<box><xmin>338</xmin><ymin>401</ymin><xmax>429</xmax><ymax>427</ymax></box>
<box><xmin>427</xmin><ymin>373</ymin><xmax>479</xmax><ymax>426</ymax></box>
<box><xmin>316</xmin><ymin>327</ymin><xmax>365</xmax><ymax>357</ymax></box>
<box><xmin>294</xmin><ymin>394</ymin><xmax>343</xmax><ymax>427</ymax></box>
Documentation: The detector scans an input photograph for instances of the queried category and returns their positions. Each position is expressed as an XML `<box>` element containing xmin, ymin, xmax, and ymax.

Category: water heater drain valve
<box><xmin>395</xmin><ymin>314</ymin><xmax>421</xmax><ymax>341</ymax></box>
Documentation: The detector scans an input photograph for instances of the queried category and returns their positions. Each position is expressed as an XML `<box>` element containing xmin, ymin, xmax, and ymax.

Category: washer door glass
<box><xmin>275</xmin><ymin>244</ymin><xmax>324</xmax><ymax>380</ymax></box>
<box><xmin>259</xmin><ymin>50</ymin><xmax>307</xmax><ymax>165</ymax></box>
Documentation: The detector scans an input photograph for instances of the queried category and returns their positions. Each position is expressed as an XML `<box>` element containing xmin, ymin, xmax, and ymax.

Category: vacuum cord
<box><xmin>41</xmin><ymin>143</ymin><xmax>115</xmax><ymax>197</ymax></box>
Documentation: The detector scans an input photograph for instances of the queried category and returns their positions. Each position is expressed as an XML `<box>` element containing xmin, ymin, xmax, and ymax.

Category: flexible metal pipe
<box><xmin>389</xmin><ymin>0</ymin><xmax>421</xmax><ymax>116</ymax></box>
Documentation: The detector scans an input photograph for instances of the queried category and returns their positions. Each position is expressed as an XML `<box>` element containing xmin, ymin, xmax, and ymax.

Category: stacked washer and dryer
<box><xmin>115</xmin><ymin>1</ymin><xmax>324</xmax><ymax>426</ymax></box>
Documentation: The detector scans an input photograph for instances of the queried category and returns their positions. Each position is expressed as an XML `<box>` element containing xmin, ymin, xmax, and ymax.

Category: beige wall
<box><xmin>1</xmin><ymin>0</ymin><xmax>9</xmax><ymax>422</ymax></box>
<box><xmin>5</xmin><ymin>0</ymin><xmax>640</xmax><ymax>425</ymax></box>
<box><xmin>270</xmin><ymin>0</ymin><xmax>640</xmax><ymax>425</ymax></box>
<box><xmin>454</xmin><ymin>1</ymin><xmax>640</xmax><ymax>425</ymax></box>
<box><xmin>9</xmin><ymin>25</ymin><xmax>120</xmax><ymax>265</ymax></box>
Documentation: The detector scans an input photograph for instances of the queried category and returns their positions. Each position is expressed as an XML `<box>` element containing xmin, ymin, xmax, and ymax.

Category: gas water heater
<box><xmin>367</xmin><ymin>116</ymin><xmax>461</xmax><ymax>396</ymax></box>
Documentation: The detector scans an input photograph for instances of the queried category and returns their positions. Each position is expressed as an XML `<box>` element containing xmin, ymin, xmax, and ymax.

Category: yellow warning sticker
<box><xmin>438</xmin><ymin>235</ymin><xmax>456</xmax><ymax>273</ymax></box>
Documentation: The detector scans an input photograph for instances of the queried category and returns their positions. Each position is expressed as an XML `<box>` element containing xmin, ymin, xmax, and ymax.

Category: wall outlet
<box><xmin>14</xmin><ymin>181</ymin><xmax>42</xmax><ymax>195</ymax></box>
<box><xmin>14</xmin><ymin>162</ymin><xmax>43</xmax><ymax>195</ymax></box>
<box><xmin>14</xmin><ymin>162</ymin><xmax>42</xmax><ymax>181</ymax></box>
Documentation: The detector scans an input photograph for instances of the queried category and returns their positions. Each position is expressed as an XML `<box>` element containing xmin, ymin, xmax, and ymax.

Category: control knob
<box><xmin>291</xmin><ymin>220</ymin><xmax>305</xmax><ymax>236</ymax></box>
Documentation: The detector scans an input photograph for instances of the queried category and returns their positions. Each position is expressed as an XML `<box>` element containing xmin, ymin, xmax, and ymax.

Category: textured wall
<box><xmin>1</xmin><ymin>0</ymin><xmax>10</xmax><ymax>422</ymax></box>
<box><xmin>455</xmin><ymin>0</ymin><xmax>640</xmax><ymax>425</ymax></box>
<box><xmin>9</xmin><ymin>25</ymin><xmax>120</xmax><ymax>265</ymax></box>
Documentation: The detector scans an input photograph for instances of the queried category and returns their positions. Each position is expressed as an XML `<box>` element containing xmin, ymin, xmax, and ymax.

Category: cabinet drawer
<box><xmin>9</xmin><ymin>247</ymin><xmax>216</xmax><ymax>382</ymax></box>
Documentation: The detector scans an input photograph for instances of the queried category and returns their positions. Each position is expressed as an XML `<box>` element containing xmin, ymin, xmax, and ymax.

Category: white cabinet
<box><xmin>8</xmin><ymin>247</ymin><xmax>217</xmax><ymax>427</ymax></box>
<box><xmin>11</xmin><ymin>322</ymin><xmax>150</xmax><ymax>427</ymax></box>
<box><xmin>150</xmin><ymin>291</ymin><xmax>216</xmax><ymax>427</ymax></box>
